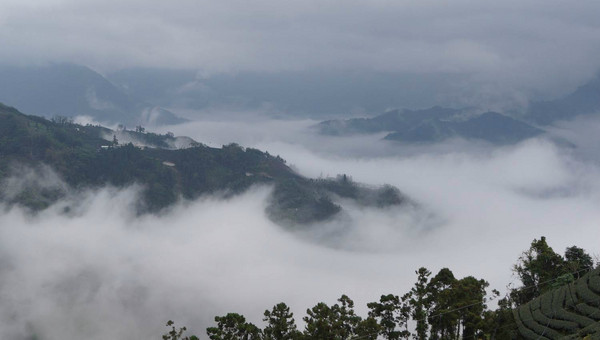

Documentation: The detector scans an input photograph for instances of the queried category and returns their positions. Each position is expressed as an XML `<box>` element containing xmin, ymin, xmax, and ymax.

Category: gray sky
<box><xmin>1</xmin><ymin>0</ymin><xmax>600</xmax><ymax>98</ymax></box>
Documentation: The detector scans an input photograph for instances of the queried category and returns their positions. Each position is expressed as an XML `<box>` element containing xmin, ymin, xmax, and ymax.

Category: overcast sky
<box><xmin>1</xmin><ymin>0</ymin><xmax>600</xmax><ymax>98</ymax></box>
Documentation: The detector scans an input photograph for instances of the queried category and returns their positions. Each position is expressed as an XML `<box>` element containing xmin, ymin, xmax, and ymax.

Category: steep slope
<box><xmin>0</xmin><ymin>103</ymin><xmax>406</xmax><ymax>225</ymax></box>
<box><xmin>318</xmin><ymin>107</ymin><xmax>543</xmax><ymax>144</ymax></box>
<box><xmin>0</xmin><ymin>64</ymin><xmax>185</xmax><ymax>126</ymax></box>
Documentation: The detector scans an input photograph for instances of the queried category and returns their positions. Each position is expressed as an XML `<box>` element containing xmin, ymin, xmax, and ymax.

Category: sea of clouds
<box><xmin>1</xmin><ymin>113</ymin><xmax>600</xmax><ymax>339</ymax></box>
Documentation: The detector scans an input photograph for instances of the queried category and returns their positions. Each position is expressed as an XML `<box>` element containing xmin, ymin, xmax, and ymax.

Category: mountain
<box><xmin>317</xmin><ymin>107</ymin><xmax>544</xmax><ymax>144</ymax></box>
<box><xmin>107</xmin><ymin>68</ymin><xmax>463</xmax><ymax>118</ymax></box>
<box><xmin>526</xmin><ymin>74</ymin><xmax>600</xmax><ymax>125</ymax></box>
<box><xmin>0</xmin><ymin>63</ymin><xmax>185</xmax><ymax>126</ymax></box>
<box><xmin>0</xmin><ymin>103</ymin><xmax>407</xmax><ymax>226</ymax></box>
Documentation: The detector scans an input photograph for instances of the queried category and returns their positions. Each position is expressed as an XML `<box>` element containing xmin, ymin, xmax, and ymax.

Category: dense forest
<box><xmin>0</xmin><ymin>103</ymin><xmax>405</xmax><ymax>225</ymax></box>
<box><xmin>164</xmin><ymin>237</ymin><xmax>598</xmax><ymax>340</ymax></box>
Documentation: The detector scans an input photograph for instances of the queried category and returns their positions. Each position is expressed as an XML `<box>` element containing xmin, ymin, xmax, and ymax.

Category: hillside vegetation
<box><xmin>0</xmin><ymin>103</ymin><xmax>405</xmax><ymax>225</ymax></box>
<box><xmin>513</xmin><ymin>267</ymin><xmax>600</xmax><ymax>340</ymax></box>
<box><xmin>163</xmin><ymin>237</ymin><xmax>598</xmax><ymax>340</ymax></box>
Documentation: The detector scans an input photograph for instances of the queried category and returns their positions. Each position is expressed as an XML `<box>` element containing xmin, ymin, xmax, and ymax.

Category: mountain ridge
<box><xmin>0</xmin><ymin>103</ymin><xmax>407</xmax><ymax>227</ymax></box>
<box><xmin>0</xmin><ymin>63</ymin><xmax>186</xmax><ymax>126</ymax></box>
<box><xmin>317</xmin><ymin>107</ymin><xmax>544</xmax><ymax>144</ymax></box>
<box><xmin>525</xmin><ymin>74</ymin><xmax>600</xmax><ymax>125</ymax></box>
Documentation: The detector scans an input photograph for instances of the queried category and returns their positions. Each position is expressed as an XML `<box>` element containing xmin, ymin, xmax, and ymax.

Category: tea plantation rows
<box><xmin>514</xmin><ymin>268</ymin><xmax>600</xmax><ymax>339</ymax></box>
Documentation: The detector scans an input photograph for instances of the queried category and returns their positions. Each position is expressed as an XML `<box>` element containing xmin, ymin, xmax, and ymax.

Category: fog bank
<box><xmin>2</xmin><ymin>116</ymin><xmax>600</xmax><ymax>339</ymax></box>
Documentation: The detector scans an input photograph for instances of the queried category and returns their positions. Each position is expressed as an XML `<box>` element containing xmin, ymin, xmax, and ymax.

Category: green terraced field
<box><xmin>514</xmin><ymin>268</ymin><xmax>600</xmax><ymax>339</ymax></box>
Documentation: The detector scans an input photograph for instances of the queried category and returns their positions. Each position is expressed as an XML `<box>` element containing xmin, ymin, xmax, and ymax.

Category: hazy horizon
<box><xmin>2</xmin><ymin>0</ymin><xmax>600</xmax><ymax>113</ymax></box>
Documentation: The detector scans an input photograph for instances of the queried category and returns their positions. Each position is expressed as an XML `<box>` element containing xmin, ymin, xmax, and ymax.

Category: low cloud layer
<box><xmin>1</xmin><ymin>0</ymin><xmax>600</xmax><ymax>103</ymax></box>
<box><xmin>2</xmin><ymin>115</ymin><xmax>600</xmax><ymax>339</ymax></box>
<box><xmin>0</xmin><ymin>186</ymin><xmax>436</xmax><ymax>339</ymax></box>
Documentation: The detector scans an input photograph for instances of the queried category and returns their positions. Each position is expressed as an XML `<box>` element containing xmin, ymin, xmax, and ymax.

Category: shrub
<box><xmin>551</xmin><ymin>306</ymin><xmax>595</xmax><ymax>328</ymax></box>
<box><xmin>530</xmin><ymin>309</ymin><xmax>563</xmax><ymax>339</ymax></box>
<box><xmin>575</xmin><ymin>277</ymin><xmax>600</xmax><ymax>307</ymax></box>
<box><xmin>513</xmin><ymin>309</ymin><xmax>548</xmax><ymax>340</ymax></box>
<box><xmin>519</xmin><ymin>304</ymin><xmax>552</xmax><ymax>338</ymax></box>
<box><xmin>574</xmin><ymin>303</ymin><xmax>600</xmax><ymax>321</ymax></box>
<box><xmin>588</xmin><ymin>274</ymin><xmax>600</xmax><ymax>294</ymax></box>
<box><xmin>539</xmin><ymin>290</ymin><xmax>555</xmax><ymax>317</ymax></box>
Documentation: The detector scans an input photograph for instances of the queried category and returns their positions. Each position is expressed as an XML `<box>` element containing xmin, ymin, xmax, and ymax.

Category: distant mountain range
<box><xmin>0</xmin><ymin>103</ymin><xmax>407</xmax><ymax>226</ymax></box>
<box><xmin>317</xmin><ymin>107</ymin><xmax>544</xmax><ymax>144</ymax></box>
<box><xmin>525</xmin><ymin>74</ymin><xmax>600</xmax><ymax>125</ymax></box>
<box><xmin>1</xmin><ymin>62</ymin><xmax>598</xmax><ymax>137</ymax></box>
<box><xmin>0</xmin><ymin>64</ymin><xmax>185</xmax><ymax>126</ymax></box>
<box><xmin>317</xmin><ymin>73</ymin><xmax>600</xmax><ymax>144</ymax></box>
<box><xmin>106</xmin><ymin>68</ymin><xmax>462</xmax><ymax>118</ymax></box>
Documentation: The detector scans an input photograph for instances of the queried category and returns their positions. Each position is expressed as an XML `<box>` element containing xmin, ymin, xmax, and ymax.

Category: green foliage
<box><xmin>539</xmin><ymin>289</ymin><xmax>554</xmax><ymax>319</ymax></box>
<box><xmin>575</xmin><ymin>276</ymin><xmax>600</xmax><ymax>307</ymax></box>
<box><xmin>573</xmin><ymin>320</ymin><xmax>600</xmax><ymax>339</ymax></box>
<box><xmin>267</xmin><ymin>178</ymin><xmax>341</xmax><ymax>225</ymax></box>
<box><xmin>531</xmin><ymin>302</ymin><xmax>578</xmax><ymax>338</ymax></box>
<box><xmin>423</xmin><ymin>268</ymin><xmax>491</xmax><ymax>340</ymax></box>
<box><xmin>551</xmin><ymin>273</ymin><xmax>575</xmax><ymax>289</ymax></box>
<box><xmin>589</xmin><ymin>274</ymin><xmax>600</xmax><ymax>294</ymax></box>
<box><xmin>511</xmin><ymin>237</ymin><xmax>596</xmax><ymax>308</ymax></box>
<box><xmin>553</xmin><ymin>307</ymin><xmax>595</xmax><ymax>329</ymax></box>
<box><xmin>513</xmin><ymin>308</ymin><xmax>545</xmax><ymax>340</ymax></box>
<box><xmin>263</xmin><ymin>303</ymin><xmax>300</xmax><ymax>340</ymax></box>
<box><xmin>0</xmin><ymin>104</ymin><xmax>282</xmax><ymax>214</ymax></box>
<box><xmin>574</xmin><ymin>303</ymin><xmax>600</xmax><ymax>321</ymax></box>
<box><xmin>206</xmin><ymin>313</ymin><xmax>262</xmax><ymax>340</ymax></box>
<box><xmin>452</xmin><ymin>276</ymin><xmax>489</xmax><ymax>339</ymax></box>
<box><xmin>316</xmin><ymin>174</ymin><xmax>359</xmax><ymax>199</ymax></box>
<box><xmin>512</xmin><ymin>236</ymin><xmax>567</xmax><ymax>305</ymax></box>
<box><xmin>0</xmin><ymin>103</ymin><xmax>407</xmax><ymax>224</ymax></box>
<box><xmin>302</xmin><ymin>302</ymin><xmax>334</xmax><ymax>339</ymax></box>
<box><xmin>353</xmin><ymin>317</ymin><xmax>380</xmax><ymax>340</ymax></box>
<box><xmin>313</xmin><ymin>176</ymin><xmax>406</xmax><ymax>208</ymax></box>
<box><xmin>302</xmin><ymin>295</ymin><xmax>362</xmax><ymax>340</ymax></box>
<box><xmin>426</xmin><ymin>268</ymin><xmax>457</xmax><ymax>340</ymax></box>
<box><xmin>405</xmin><ymin>267</ymin><xmax>431</xmax><ymax>340</ymax></box>
<box><xmin>530</xmin><ymin>308</ymin><xmax>563</xmax><ymax>339</ymax></box>
<box><xmin>518</xmin><ymin>303</ymin><xmax>550</xmax><ymax>338</ymax></box>
<box><xmin>564</xmin><ymin>246</ymin><xmax>594</xmax><ymax>277</ymax></box>
<box><xmin>481</xmin><ymin>297</ymin><xmax>517</xmax><ymax>340</ymax></box>
<box><xmin>332</xmin><ymin>295</ymin><xmax>363</xmax><ymax>338</ymax></box>
<box><xmin>162</xmin><ymin>320</ymin><xmax>199</xmax><ymax>340</ymax></box>
<box><xmin>513</xmin><ymin>267</ymin><xmax>600</xmax><ymax>339</ymax></box>
<box><xmin>367</xmin><ymin>294</ymin><xmax>410</xmax><ymax>339</ymax></box>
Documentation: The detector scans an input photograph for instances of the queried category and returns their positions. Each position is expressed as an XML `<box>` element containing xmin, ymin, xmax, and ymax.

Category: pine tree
<box><xmin>263</xmin><ymin>303</ymin><xmax>300</xmax><ymax>340</ymax></box>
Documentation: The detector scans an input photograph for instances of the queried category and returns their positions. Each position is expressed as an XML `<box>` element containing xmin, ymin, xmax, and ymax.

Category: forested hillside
<box><xmin>0</xmin><ymin>103</ymin><xmax>405</xmax><ymax>225</ymax></box>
